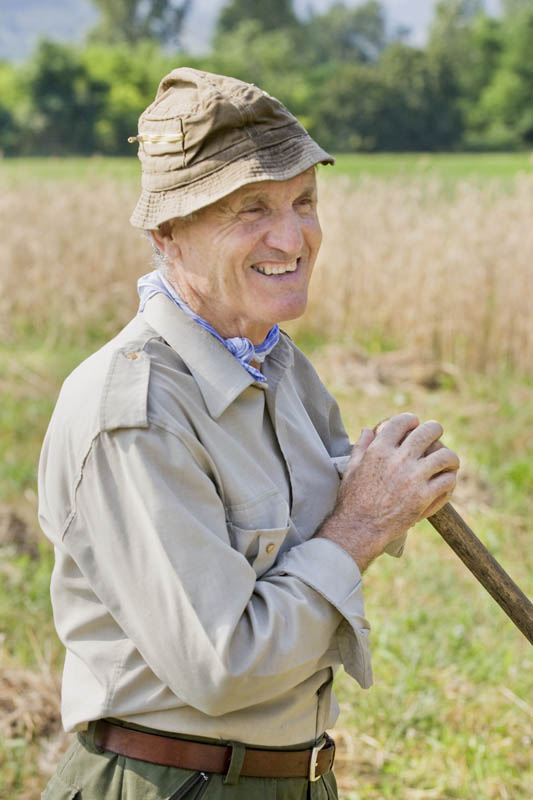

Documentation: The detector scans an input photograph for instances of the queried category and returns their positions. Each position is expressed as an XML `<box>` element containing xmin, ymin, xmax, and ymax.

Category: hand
<box><xmin>371</xmin><ymin>417</ymin><xmax>457</xmax><ymax>521</ymax></box>
<box><xmin>318</xmin><ymin>413</ymin><xmax>460</xmax><ymax>570</ymax></box>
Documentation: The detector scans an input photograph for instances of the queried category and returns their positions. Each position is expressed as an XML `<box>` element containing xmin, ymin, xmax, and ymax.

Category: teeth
<box><xmin>253</xmin><ymin>261</ymin><xmax>298</xmax><ymax>275</ymax></box>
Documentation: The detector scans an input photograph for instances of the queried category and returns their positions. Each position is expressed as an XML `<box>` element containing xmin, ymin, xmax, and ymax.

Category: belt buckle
<box><xmin>308</xmin><ymin>738</ymin><xmax>326</xmax><ymax>782</ymax></box>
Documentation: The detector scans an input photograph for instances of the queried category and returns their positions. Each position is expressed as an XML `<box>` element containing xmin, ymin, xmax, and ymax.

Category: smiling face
<box><xmin>152</xmin><ymin>169</ymin><xmax>322</xmax><ymax>344</ymax></box>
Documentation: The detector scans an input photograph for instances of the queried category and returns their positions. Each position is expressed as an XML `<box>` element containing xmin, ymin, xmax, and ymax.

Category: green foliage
<box><xmin>88</xmin><ymin>0</ymin><xmax>192</xmax><ymax>46</ymax></box>
<box><xmin>216</xmin><ymin>0</ymin><xmax>297</xmax><ymax>37</ymax></box>
<box><xmin>427</xmin><ymin>0</ymin><xmax>533</xmax><ymax>149</ymax></box>
<box><xmin>0</xmin><ymin>63</ymin><xmax>22</xmax><ymax>154</ymax></box>
<box><xmin>3</xmin><ymin>0</ymin><xmax>533</xmax><ymax>153</ymax></box>
<box><xmin>0</xmin><ymin>106</ymin><xmax>17</xmax><ymax>155</ymax></box>
<box><xmin>302</xmin><ymin>1</ymin><xmax>388</xmax><ymax>65</ymax></box>
<box><xmin>23</xmin><ymin>40</ymin><xmax>107</xmax><ymax>154</ymax></box>
<box><xmin>311</xmin><ymin>63</ymin><xmax>395</xmax><ymax>152</ymax></box>
<box><xmin>205</xmin><ymin>20</ymin><xmax>318</xmax><ymax>121</ymax></box>
<box><xmin>378</xmin><ymin>44</ymin><xmax>462</xmax><ymax>150</ymax></box>
<box><xmin>502</xmin><ymin>0</ymin><xmax>533</xmax><ymax>15</ymax></box>
<box><xmin>309</xmin><ymin>44</ymin><xmax>463</xmax><ymax>152</ymax></box>
<box><xmin>81</xmin><ymin>41</ymin><xmax>184</xmax><ymax>153</ymax></box>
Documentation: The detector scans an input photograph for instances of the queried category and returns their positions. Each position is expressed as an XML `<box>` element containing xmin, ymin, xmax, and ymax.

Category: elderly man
<box><xmin>39</xmin><ymin>69</ymin><xmax>459</xmax><ymax>799</ymax></box>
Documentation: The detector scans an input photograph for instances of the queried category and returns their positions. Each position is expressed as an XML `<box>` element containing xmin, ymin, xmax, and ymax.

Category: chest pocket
<box><xmin>226</xmin><ymin>490</ymin><xmax>290</xmax><ymax>578</ymax></box>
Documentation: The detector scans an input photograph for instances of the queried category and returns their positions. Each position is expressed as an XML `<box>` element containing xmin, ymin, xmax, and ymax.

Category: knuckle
<box><xmin>371</xmin><ymin>437</ymin><xmax>388</xmax><ymax>456</ymax></box>
<box><xmin>393</xmin><ymin>412</ymin><xmax>418</xmax><ymax>428</ymax></box>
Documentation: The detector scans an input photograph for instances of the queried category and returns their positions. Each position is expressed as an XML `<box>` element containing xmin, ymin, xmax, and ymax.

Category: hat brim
<box><xmin>130</xmin><ymin>134</ymin><xmax>334</xmax><ymax>230</ymax></box>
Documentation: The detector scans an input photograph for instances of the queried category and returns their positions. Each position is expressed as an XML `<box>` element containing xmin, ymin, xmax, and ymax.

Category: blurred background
<box><xmin>0</xmin><ymin>2</ymin><xmax>532</xmax><ymax>799</ymax></box>
<box><xmin>1</xmin><ymin>0</ymin><xmax>533</xmax><ymax>154</ymax></box>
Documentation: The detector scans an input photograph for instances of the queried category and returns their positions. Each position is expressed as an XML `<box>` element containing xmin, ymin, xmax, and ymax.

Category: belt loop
<box><xmin>85</xmin><ymin>720</ymin><xmax>105</xmax><ymax>754</ymax></box>
<box><xmin>223</xmin><ymin>741</ymin><xmax>246</xmax><ymax>785</ymax></box>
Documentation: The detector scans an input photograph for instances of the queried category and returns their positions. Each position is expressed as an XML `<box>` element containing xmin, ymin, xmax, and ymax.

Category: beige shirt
<box><xmin>38</xmin><ymin>292</ymin><xmax>385</xmax><ymax>746</ymax></box>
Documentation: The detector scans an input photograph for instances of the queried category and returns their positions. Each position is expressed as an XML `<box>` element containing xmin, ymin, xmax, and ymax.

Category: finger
<box><xmin>372</xmin><ymin>417</ymin><xmax>390</xmax><ymax>435</ymax></box>
<box><xmin>418</xmin><ymin>470</ymin><xmax>457</xmax><ymax>520</ymax></box>
<box><xmin>427</xmin><ymin>469</ymin><xmax>457</xmax><ymax>499</ymax></box>
<box><xmin>346</xmin><ymin>428</ymin><xmax>375</xmax><ymax>472</ymax></box>
<box><xmin>418</xmin><ymin>491</ymin><xmax>453</xmax><ymax>521</ymax></box>
<box><xmin>422</xmin><ymin>447</ymin><xmax>460</xmax><ymax>478</ymax></box>
<box><xmin>423</xmin><ymin>439</ymin><xmax>443</xmax><ymax>456</ymax></box>
<box><xmin>373</xmin><ymin>413</ymin><xmax>419</xmax><ymax>446</ymax></box>
<box><xmin>356</xmin><ymin>427</ymin><xmax>376</xmax><ymax>449</ymax></box>
<box><xmin>401</xmin><ymin>420</ymin><xmax>443</xmax><ymax>458</ymax></box>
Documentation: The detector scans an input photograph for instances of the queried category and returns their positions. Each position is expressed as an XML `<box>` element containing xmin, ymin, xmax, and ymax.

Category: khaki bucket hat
<box><xmin>129</xmin><ymin>67</ymin><xmax>334</xmax><ymax>229</ymax></box>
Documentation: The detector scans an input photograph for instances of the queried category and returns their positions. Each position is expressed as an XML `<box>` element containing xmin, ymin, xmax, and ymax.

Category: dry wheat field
<box><xmin>1</xmin><ymin>163</ymin><xmax>533</xmax><ymax>799</ymax></box>
<box><xmin>2</xmin><ymin>172</ymin><xmax>533</xmax><ymax>374</ymax></box>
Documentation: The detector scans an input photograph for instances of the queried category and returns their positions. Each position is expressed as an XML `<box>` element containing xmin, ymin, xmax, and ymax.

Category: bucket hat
<box><xmin>129</xmin><ymin>68</ymin><xmax>334</xmax><ymax>229</ymax></box>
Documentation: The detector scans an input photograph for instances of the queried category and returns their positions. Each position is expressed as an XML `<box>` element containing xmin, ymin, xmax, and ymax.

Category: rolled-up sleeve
<box><xmin>61</xmin><ymin>422</ymin><xmax>372</xmax><ymax>719</ymax></box>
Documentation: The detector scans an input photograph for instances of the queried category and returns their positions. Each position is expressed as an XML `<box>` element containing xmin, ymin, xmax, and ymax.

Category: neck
<box><xmin>166</xmin><ymin>274</ymin><xmax>272</xmax><ymax>344</ymax></box>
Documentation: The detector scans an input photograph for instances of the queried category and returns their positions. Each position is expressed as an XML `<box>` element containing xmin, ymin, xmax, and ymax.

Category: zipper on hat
<box><xmin>127</xmin><ymin>132</ymin><xmax>184</xmax><ymax>144</ymax></box>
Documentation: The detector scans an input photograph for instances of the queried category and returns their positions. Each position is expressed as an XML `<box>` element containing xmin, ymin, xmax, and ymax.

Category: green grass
<box><xmin>0</xmin><ymin>340</ymin><xmax>108</xmax><ymax>505</ymax></box>
<box><xmin>329</xmin><ymin>152</ymin><xmax>533</xmax><ymax>182</ymax></box>
<box><xmin>0</xmin><ymin>545</ymin><xmax>59</xmax><ymax>669</ymax></box>
<box><xmin>0</xmin><ymin>155</ymin><xmax>140</xmax><ymax>185</ymax></box>
<box><xmin>2</xmin><ymin>152</ymin><xmax>533</xmax><ymax>187</ymax></box>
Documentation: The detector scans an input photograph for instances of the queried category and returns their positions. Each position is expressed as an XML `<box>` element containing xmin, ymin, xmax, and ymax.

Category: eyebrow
<box><xmin>235</xmin><ymin>192</ymin><xmax>270</xmax><ymax>208</ymax></box>
<box><xmin>236</xmin><ymin>183</ymin><xmax>317</xmax><ymax>208</ymax></box>
<box><xmin>296</xmin><ymin>184</ymin><xmax>317</xmax><ymax>199</ymax></box>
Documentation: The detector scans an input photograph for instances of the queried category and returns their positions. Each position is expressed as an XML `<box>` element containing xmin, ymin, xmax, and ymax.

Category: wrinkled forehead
<box><xmin>215</xmin><ymin>167</ymin><xmax>318</xmax><ymax>208</ymax></box>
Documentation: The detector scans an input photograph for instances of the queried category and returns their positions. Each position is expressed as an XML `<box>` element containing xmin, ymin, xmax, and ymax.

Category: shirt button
<box><xmin>125</xmin><ymin>352</ymin><xmax>138</xmax><ymax>360</ymax></box>
<box><xmin>266</xmin><ymin>542</ymin><xmax>276</xmax><ymax>554</ymax></box>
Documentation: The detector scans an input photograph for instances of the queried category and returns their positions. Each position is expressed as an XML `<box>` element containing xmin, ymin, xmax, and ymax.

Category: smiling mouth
<box><xmin>251</xmin><ymin>259</ymin><xmax>299</xmax><ymax>276</ymax></box>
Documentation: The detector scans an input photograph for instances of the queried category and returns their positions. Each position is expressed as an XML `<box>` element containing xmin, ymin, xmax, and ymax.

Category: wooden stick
<box><xmin>427</xmin><ymin>503</ymin><xmax>533</xmax><ymax>646</ymax></box>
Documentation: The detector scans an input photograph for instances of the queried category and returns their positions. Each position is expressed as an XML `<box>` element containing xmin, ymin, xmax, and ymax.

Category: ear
<box><xmin>152</xmin><ymin>223</ymin><xmax>182</xmax><ymax>262</ymax></box>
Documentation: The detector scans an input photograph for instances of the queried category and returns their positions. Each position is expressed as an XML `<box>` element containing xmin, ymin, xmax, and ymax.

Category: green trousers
<box><xmin>42</xmin><ymin>723</ymin><xmax>339</xmax><ymax>800</ymax></box>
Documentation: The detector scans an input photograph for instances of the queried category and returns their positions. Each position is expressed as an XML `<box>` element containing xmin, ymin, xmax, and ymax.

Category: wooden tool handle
<box><xmin>427</xmin><ymin>503</ymin><xmax>533</xmax><ymax>645</ymax></box>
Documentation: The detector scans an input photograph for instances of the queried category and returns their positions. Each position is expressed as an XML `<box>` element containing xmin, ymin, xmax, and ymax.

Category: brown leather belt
<box><xmin>93</xmin><ymin>720</ymin><xmax>335</xmax><ymax>781</ymax></box>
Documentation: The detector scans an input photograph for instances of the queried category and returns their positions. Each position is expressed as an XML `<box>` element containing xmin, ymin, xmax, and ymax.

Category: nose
<box><xmin>263</xmin><ymin>209</ymin><xmax>304</xmax><ymax>256</ymax></box>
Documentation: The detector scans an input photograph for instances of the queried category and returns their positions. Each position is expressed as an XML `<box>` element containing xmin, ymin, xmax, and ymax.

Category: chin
<box><xmin>247</xmin><ymin>293</ymin><xmax>308</xmax><ymax>337</ymax></box>
<box><xmin>275</xmin><ymin>297</ymin><xmax>308</xmax><ymax>325</ymax></box>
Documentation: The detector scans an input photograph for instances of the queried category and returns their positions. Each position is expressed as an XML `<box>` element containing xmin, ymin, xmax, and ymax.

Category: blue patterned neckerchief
<box><xmin>137</xmin><ymin>270</ymin><xmax>279</xmax><ymax>384</ymax></box>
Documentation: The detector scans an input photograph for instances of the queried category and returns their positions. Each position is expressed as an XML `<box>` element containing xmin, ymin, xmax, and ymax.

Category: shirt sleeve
<box><xmin>60</xmin><ymin>422</ymin><xmax>372</xmax><ymax>719</ymax></box>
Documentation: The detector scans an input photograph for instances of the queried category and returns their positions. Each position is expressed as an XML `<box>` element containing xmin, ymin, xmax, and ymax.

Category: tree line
<box><xmin>1</xmin><ymin>0</ymin><xmax>533</xmax><ymax>155</ymax></box>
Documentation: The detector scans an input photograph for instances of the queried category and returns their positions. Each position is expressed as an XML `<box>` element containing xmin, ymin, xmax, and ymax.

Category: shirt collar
<box><xmin>142</xmin><ymin>292</ymin><xmax>261</xmax><ymax>419</ymax></box>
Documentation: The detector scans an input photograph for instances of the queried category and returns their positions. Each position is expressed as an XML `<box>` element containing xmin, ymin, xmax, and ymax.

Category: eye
<box><xmin>239</xmin><ymin>206</ymin><xmax>265</xmax><ymax>221</ymax></box>
<box><xmin>295</xmin><ymin>196</ymin><xmax>315</xmax><ymax>212</ymax></box>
